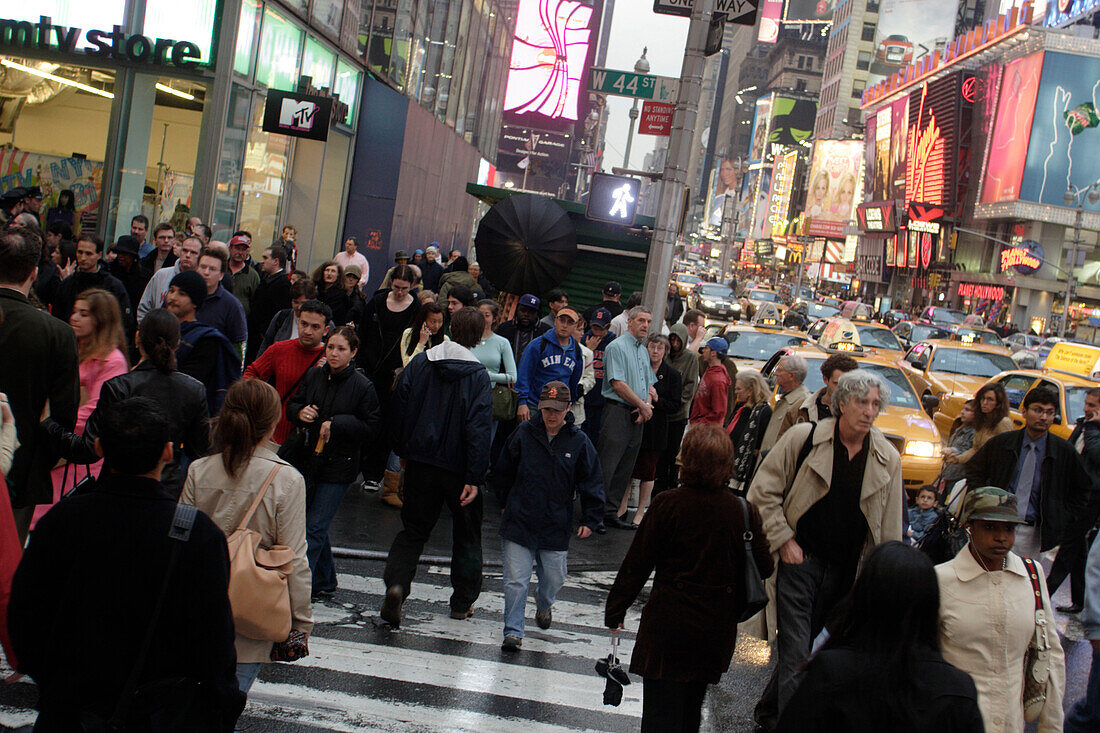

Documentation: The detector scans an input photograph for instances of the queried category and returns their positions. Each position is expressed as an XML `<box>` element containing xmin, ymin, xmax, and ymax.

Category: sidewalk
<box><xmin>330</xmin><ymin>482</ymin><xmax>639</xmax><ymax>571</ymax></box>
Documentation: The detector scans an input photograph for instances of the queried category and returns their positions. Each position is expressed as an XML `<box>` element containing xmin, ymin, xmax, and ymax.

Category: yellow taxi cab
<box><xmin>951</xmin><ymin>327</ymin><xmax>1012</xmax><ymax>354</ymax></box>
<box><xmin>806</xmin><ymin>302</ymin><xmax>907</xmax><ymax>360</ymax></box>
<box><xmin>897</xmin><ymin>339</ymin><xmax>1018</xmax><ymax>437</ymax></box>
<box><xmin>672</xmin><ymin>272</ymin><xmax>702</xmax><ymax>297</ymax></box>
<box><xmin>932</xmin><ymin>341</ymin><xmax>1100</xmax><ymax>440</ymax></box>
<box><xmin>760</xmin><ymin>333</ymin><xmax>943</xmax><ymax>494</ymax></box>
<box><xmin>709</xmin><ymin>303</ymin><xmax>809</xmax><ymax>370</ymax></box>
<box><xmin>740</xmin><ymin>287</ymin><xmax>785</xmax><ymax>320</ymax></box>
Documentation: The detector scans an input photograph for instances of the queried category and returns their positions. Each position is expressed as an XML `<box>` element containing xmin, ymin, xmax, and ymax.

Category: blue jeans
<box><xmin>386</xmin><ymin>450</ymin><xmax>402</xmax><ymax>473</ymax></box>
<box><xmin>1067</xmin><ymin>646</ymin><xmax>1100</xmax><ymax>733</ymax></box>
<box><xmin>236</xmin><ymin>662</ymin><xmax>262</xmax><ymax>693</ymax></box>
<box><xmin>306</xmin><ymin>481</ymin><xmax>351</xmax><ymax>594</ymax></box>
<box><xmin>501</xmin><ymin>539</ymin><xmax>568</xmax><ymax>638</ymax></box>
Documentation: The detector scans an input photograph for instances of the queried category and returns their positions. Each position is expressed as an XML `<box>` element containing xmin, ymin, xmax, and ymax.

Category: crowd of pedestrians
<box><xmin>0</xmin><ymin>202</ymin><xmax>1097</xmax><ymax>733</ymax></box>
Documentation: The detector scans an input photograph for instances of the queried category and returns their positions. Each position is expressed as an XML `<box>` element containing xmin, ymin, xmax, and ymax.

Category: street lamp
<box><xmin>622</xmin><ymin>48</ymin><xmax>650</xmax><ymax>168</ymax></box>
<box><xmin>1061</xmin><ymin>183</ymin><xmax>1099</xmax><ymax>336</ymax></box>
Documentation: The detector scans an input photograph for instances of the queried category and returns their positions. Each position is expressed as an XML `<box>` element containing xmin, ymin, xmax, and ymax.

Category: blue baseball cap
<box><xmin>590</xmin><ymin>308</ymin><xmax>613</xmax><ymax>328</ymax></box>
<box><xmin>706</xmin><ymin>337</ymin><xmax>728</xmax><ymax>356</ymax></box>
<box><xmin>518</xmin><ymin>294</ymin><xmax>540</xmax><ymax>310</ymax></box>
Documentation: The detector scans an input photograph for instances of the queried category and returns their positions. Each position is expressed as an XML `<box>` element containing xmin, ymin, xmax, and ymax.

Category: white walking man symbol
<box><xmin>608</xmin><ymin>183</ymin><xmax>635</xmax><ymax>219</ymax></box>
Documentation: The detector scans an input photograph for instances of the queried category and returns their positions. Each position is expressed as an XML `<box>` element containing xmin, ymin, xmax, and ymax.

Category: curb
<box><xmin>331</xmin><ymin>546</ymin><xmax>617</xmax><ymax>572</ymax></box>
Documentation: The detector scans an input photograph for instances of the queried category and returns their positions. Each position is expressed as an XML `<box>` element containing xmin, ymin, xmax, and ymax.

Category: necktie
<box><xmin>1077</xmin><ymin>430</ymin><xmax>1085</xmax><ymax>453</ymax></box>
<box><xmin>1016</xmin><ymin>443</ymin><xmax>1035</xmax><ymax>521</ymax></box>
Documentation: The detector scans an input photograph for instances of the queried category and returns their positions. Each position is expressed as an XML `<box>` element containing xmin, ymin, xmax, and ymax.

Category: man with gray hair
<box><xmin>597</xmin><ymin>305</ymin><xmax>657</xmax><ymax>530</ymax></box>
<box><xmin>748</xmin><ymin>369</ymin><xmax>904</xmax><ymax>723</ymax></box>
<box><xmin>761</xmin><ymin>353</ymin><xmax>810</xmax><ymax>451</ymax></box>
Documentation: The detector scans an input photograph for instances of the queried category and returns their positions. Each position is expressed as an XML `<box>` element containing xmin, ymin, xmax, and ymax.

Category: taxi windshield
<box><xmin>726</xmin><ymin>331</ymin><xmax>806</xmax><ymax>360</ymax></box>
<box><xmin>857</xmin><ymin>325</ymin><xmax>903</xmax><ymax>350</ymax></box>
<box><xmin>929</xmin><ymin>347</ymin><xmax>1016</xmax><ymax>377</ymax></box>
<box><xmin>912</xmin><ymin>324</ymin><xmax>952</xmax><ymax>342</ymax></box>
<box><xmin>807</xmin><ymin>303</ymin><xmax>841</xmax><ymax>319</ymax></box>
<box><xmin>802</xmin><ymin>360</ymin><xmax>920</xmax><ymax>409</ymax></box>
<box><xmin>749</xmin><ymin>290</ymin><xmax>780</xmax><ymax>303</ymax></box>
<box><xmin>958</xmin><ymin>329</ymin><xmax>1004</xmax><ymax>347</ymax></box>
<box><xmin>697</xmin><ymin>283</ymin><xmax>733</xmax><ymax>297</ymax></box>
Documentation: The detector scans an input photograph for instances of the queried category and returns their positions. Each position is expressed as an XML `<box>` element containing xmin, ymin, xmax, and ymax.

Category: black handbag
<box><xmin>78</xmin><ymin>504</ymin><xmax>230</xmax><ymax>732</ymax></box>
<box><xmin>735</xmin><ymin>496</ymin><xmax>768</xmax><ymax>622</ymax></box>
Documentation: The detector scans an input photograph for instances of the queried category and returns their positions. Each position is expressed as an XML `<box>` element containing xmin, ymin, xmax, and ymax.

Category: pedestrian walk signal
<box><xmin>586</xmin><ymin>173</ymin><xmax>640</xmax><ymax>225</ymax></box>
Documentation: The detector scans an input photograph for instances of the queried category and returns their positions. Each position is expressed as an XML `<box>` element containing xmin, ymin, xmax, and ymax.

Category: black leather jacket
<box><xmin>42</xmin><ymin>362</ymin><xmax>210</xmax><ymax>494</ymax></box>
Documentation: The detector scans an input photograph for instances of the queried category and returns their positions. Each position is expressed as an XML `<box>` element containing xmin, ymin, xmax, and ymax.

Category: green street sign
<box><xmin>587</xmin><ymin>67</ymin><xmax>680</xmax><ymax>102</ymax></box>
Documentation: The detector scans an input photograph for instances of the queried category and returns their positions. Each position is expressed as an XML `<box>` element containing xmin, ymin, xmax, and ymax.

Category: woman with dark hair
<box><xmin>36</xmin><ymin>290</ymin><xmax>129</xmax><ymax>525</ymax></box>
<box><xmin>286</xmin><ymin>326</ymin><xmax>381</xmax><ymax>599</ymax></box>
<box><xmin>182</xmin><ymin>379</ymin><xmax>313</xmax><ymax>698</ymax></box>
<box><xmin>777</xmin><ymin>542</ymin><xmax>984</xmax><ymax>732</ymax></box>
<box><xmin>943</xmin><ymin>383</ymin><xmax>1012</xmax><ymax>466</ymax></box>
<box><xmin>606</xmin><ymin>423</ymin><xmax>772</xmax><ymax>732</ymax></box>
<box><xmin>400</xmin><ymin>301</ymin><xmax>447</xmax><ymax>365</ymax></box>
<box><xmin>352</xmin><ymin>264</ymin><xmax>419</xmax><ymax>484</ymax></box>
<box><xmin>46</xmin><ymin>189</ymin><xmax>75</xmax><ymax>229</ymax></box>
<box><xmin>41</xmin><ymin>308</ymin><xmax>210</xmax><ymax>495</ymax></box>
<box><xmin>311</xmin><ymin>260</ymin><xmax>350</xmax><ymax>325</ymax></box>
<box><xmin>471</xmin><ymin>299</ymin><xmax>517</xmax><ymax>445</ymax></box>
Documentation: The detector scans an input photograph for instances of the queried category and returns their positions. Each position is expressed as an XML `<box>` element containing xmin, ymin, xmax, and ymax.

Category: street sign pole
<box><xmin>641</xmin><ymin>0</ymin><xmax>711</xmax><ymax>326</ymax></box>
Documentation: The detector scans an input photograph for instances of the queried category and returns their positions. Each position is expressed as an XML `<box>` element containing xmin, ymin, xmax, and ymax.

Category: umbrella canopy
<box><xmin>474</xmin><ymin>194</ymin><xmax>577</xmax><ymax>298</ymax></box>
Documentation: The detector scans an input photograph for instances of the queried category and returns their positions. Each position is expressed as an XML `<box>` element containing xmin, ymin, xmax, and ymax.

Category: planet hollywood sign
<box><xmin>958</xmin><ymin>282</ymin><xmax>1006</xmax><ymax>300</ymax></box>
<box><xmin>999</xmin><ymin>245</ymin><xmax>1043</xmax><ymax>275</ymax></box>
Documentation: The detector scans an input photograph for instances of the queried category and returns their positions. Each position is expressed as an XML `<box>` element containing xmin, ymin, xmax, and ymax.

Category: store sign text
<box><xmin>958</xmin><ymin>283</ymin><xmax>1005</xmax><ymax>300</ymax></box>
<box><xmin>1000</xmin><ymin>244</ymin><xmax>1043</xmax><ymax>274</ymax></box>
<box><xmin>0</xmin><ymin>16</ymin><xmax>201</xmax><ymax>68</ymax></box>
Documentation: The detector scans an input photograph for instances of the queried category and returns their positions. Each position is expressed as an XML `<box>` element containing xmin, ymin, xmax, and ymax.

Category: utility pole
<box><xmin>622</xmin><ymin>48</ymin><xmax>650</xmax><ymax>168</ymax></box>
<box><xmin>640</xmin><ymin>5</ymin><xmax>711</xmax><ymax>326</ymax></box>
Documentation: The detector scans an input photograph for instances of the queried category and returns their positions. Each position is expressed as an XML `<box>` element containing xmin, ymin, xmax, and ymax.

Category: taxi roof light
<box><xmin>751</xmin><ymin>302</ymin><xmax>783</xmax><ymax>329</ymax></box>
<box><xmin>840</xmin><ymin>301</ymin><xmax>873</xmax><ymax>321</ymax></box>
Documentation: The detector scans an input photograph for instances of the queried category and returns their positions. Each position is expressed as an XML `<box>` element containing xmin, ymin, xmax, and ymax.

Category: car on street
<box><xmin>807</xmin><ymin>317</ymin><xmax>906</xmax><ymax>359</ymax></box>
<box><xmin>688</xmin><ymin>282</ymin><xmax>742</xmax><ymax>321</ymax></box>
<box><xmin>1005</xmin><ymin>332</ymin><xmax>1044</xmax><ymax>353</ymax></box>
<box><xmin>918</xmin><ymin>306</ymin><xmax>968</xmax><ymax>329</ymax></box>
<box><xmin>892</xmin><ymin>320</ymin><xmax>952</xmax><ymax>349</ymax></box>
<box><xmin>673</xmin><ymin>272</ymin><xmax>702</xmax><ymax>297</ymax></box>
<box><xmin>951</xmin><ymin>327</ymin><xmax>1010</xmax><ymax>353</ymax></box>
<box><xmin>761</xmin><ymin>342</ymin><xmax>942</xmax><ymax>496</ymax></box>
<box><xmin>739</xmin><ymin>287</ymin><xmax>784</xmax><ymax>320</ymax></box>
<box><xmin>710</xmin><ymin>306</ymin><xmax>809</xmax><ymax>370</ymax></box>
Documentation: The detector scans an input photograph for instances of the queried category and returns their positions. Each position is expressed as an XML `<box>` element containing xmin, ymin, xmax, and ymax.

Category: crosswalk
<box><xmin>0</xmin><ymin>561</ymin><xmax>648</xmax><ymax>732</ymax></box>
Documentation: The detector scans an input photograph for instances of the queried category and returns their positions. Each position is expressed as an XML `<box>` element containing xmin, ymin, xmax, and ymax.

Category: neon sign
<box><xmin>503</xmin><ymin>0</ymin><xmax>594</xmax><ymax>123</ymax></box>
<box><xmin>857</xmin><ymin>202</ymin><xmax>897</xmax><ymax>232</ymax></box>
<box><xmin>769</xmin><ymin>150</ymin><xmax>797</xmax><ymax>238</ymax></box>
<box><xmin>906</xmin><ymin>85</ymin><xmax>946</xmax><ymax>206</ymax></box>
<box><xmin>958</xmin><ymin>283</ymin><xmax>1006</xmax><ymax>299</ymax></box>
<box><xmin>1000</xmin><ymin>246</ymin><xmax>1042</xmax><ymax>274</ymax></box>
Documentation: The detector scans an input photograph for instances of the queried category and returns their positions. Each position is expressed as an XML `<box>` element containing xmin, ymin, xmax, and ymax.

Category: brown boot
<box><xmin>381</xmin><ymin>470</ymin><xmax>403</xmax><ymax>508</ymax></box>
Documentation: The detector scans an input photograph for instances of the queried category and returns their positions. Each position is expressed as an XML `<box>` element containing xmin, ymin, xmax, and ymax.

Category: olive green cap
<box><xmin>960</xmin><ymin>486</ymin><xmax>1025</xmax><ymax>525</ymax></box>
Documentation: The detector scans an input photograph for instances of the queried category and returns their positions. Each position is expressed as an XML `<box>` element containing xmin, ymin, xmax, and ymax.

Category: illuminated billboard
<box><xmin>768</xmin><ymin>150</ymin><xmax>798</xmax><ymax>237</ymax></box>
<box><xmin>980</xmin><ymin>51</ymin><xmax>1044</xmax><ymax>204</ymax></box>
<box><xmin>783</xmin><ymin>0</ymin><xmax>838</xmax><ymax>22</ymax></box>
<box><xmin>868</xmin><ymin>95</ymin><xmax>908</xmax><ymax>202</ymax></box>
<box><xmin>868</xmin><ymin>0</ymin><xmax>960</xmax><ymax>87</ymax></box>
<box><xmin>503</xmin><ymin>0</ymin><xmax>597</xmax><ymax>128</ymax></box>
<box><xmin>748</xmin><ymin>96</ymin><xmax>773</xmax><ymax>163</ymax></box>
<box><xmin>748</xmin><ymin>93</ymin><xmax>816</xmax><ymax>164</ymax></box>
<box><xmin>1017</xmin><ymin>51</ymin><xmax>1100</xmax><ymax>213</ymax></box>
<box><xmin>804</xmin><ymin>140</ymin><xmax>864</xmax><ymax>238</ymax></box>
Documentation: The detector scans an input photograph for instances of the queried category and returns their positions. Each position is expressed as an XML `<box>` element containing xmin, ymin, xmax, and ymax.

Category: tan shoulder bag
<box><xmin>226</xmin><ymin>464</ymin><xmax>295</xmax><ymax>642</ymax></box>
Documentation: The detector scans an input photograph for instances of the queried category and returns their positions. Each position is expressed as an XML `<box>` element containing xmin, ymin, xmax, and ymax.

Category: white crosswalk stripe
<box><xmin>0</xmin><ymin>562</ymin><xmax>647</xmax><ymax>732</ymax></box>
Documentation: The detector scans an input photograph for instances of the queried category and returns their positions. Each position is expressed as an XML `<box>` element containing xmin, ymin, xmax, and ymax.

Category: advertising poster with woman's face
<box><xmin>735</xmin><ymin>169</ymin><xmax>760</xmax><ymax>238</ymax></box>
<box><xmin>708</xmin><ymin>158</ymin><xmax>742</xmax><ymax>227</ymax></box>
<box><xmin>805</xmin><ymin>140</ymin><xmax>865</xmax><ymax>238</ymax></box>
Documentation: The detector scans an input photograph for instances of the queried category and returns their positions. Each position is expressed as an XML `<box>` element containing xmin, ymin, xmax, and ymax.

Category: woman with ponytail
<box><xmin>41</xmin><ymin>308</ymin><xmax>210</xmax><ymax>495</ymax></box>
<box><xmin>181</xmin><ymin>379</ymin><xmax>313</xmax><ymax>697</ymax></box>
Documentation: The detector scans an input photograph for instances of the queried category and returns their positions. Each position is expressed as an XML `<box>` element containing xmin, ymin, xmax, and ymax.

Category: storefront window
<box><xmin>238</xmin><ymin>94</ymin><xmax>292</xmax><ymax>248</ymax></box>
<box><xmin>235</xmin><ymin>0</ymin><xmax>262</xmax><ymax>77</ymax></box>
<box><xmin>144</xmin><ymin>0</ymin><xmax>218</xmax><ymax>64</ymax></box>
<box><xmin>256</xmin><ymin>7</ymin><xmax>303</xmax><ymax>91</ymax></box>
<box><xmin>334</xmin><ymin>59</ymin><xmax>361</xmax><ymax>126</ymax></box>
<box><xmin>312</xmin><ymin>0</ymin><xmax>346</xmax><ymax>41</ymax></box>
<box><xmin>283</xmin><ymin>0</ymin><xmax>311</xmax><ymax>17</ymax></box>
<box><xmin>302</xmin><ymin>37</ymin><xmax>336</xmax><ymax>89</ymax></box>
<box><xmin>213</xmin><ymin>84</ymin><xmax>253</xmax><ymax>237</ymax></box>
<box><xmin>311</xmin><ymin>132</ymin><xmax>352</xmax><ymax>270</ymax></box>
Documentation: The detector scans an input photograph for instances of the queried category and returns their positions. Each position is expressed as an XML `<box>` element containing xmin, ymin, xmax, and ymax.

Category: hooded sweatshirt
<box><xmin>390</xmin><ymin>341</ymin><xmax>493</xmax><ymax>484</ymax></box>
<box><xmin>667</xmin><ymin>323</ymin><xmax>700</xmax><ymax>423</ymax></box>
<box><xmin>691</xmin><ymin>362</ymin><xmax>731</xmax><ymax>425</ymax></box>
<box><xmin>515</xmin><ymin>328</ymin><xmax>583</xmax><ymax>408</ymax></box>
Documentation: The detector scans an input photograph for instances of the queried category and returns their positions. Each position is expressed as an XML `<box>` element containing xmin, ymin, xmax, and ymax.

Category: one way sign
<box><xmin>653</xmin><ymin>0</ymin><xmax>759</xmax><ymax>22</ymax></box>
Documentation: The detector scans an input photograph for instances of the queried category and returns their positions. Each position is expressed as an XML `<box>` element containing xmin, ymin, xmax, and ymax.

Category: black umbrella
<box><xmin>475</xmin><ymin>194</ymin><xmax>577</xmax><ymax>298</ymax></box>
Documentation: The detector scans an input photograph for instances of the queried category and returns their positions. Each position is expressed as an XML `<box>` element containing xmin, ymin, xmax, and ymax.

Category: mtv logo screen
<box><xmin>263</xmin><ymin>90</ymin><xmax>334</xmax><ymax>141</ymax></box>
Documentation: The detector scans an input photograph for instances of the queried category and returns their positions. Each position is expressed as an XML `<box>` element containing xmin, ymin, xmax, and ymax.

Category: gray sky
<box><xmin>599</xmin><ymin>0</ymin><xmax>690</xmax><ymax>170</ymax></box>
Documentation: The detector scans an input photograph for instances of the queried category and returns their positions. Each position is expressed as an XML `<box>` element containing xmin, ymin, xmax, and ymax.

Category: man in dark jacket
<box><xmin>491</xmin><ymin>381</ymin><xmax>603</xmax><ymax>650</ymax></box>
<box><xmin>381</xmin><ymin>306</ymin><xmax>493</xmax><ymax>627</ymax></box>
<box><xmin>140</xmin><ymin>222</ymin><xmax>177</xmax><ymax>278</ymax></box>
<box><xmin>52</xmin><ymin>234</ymin><xmax>133</xmax><ymax>325</ymax></box>
<box><xmin>1047</xmin><ymin>386</ymin><xmax>1100</xmax><ymax>612</ymax></box>
<box><xmin>9</xmin><ymin>398</ymin><xmax>245</xmax><ymax>731</ymax></box>
<box><xmin>419</xmin><ymin>244</ymin><xmax>445</xmax><ymax>294</ymax></box>
<box><xmin>0</xmin><ymin>227</ymin><xmax>79</xmax><ymax>540</ymax></box>
<box><xmin>496</xmin><ymin>293</ymin><xmax>549</xmax><ymax>365</ymax></box>
<box><xmin>246</xmin><ymin>244</ymin><xmax>291</xmax><ymax>364</ymax></box>
<box><xmin>166</xmin><ymin>270</ymin><xmax>242</xmax><ymax>415</ymax></box>
<box><xmin>582</xmin><ymin>281</ymin><xmax>624</xmax><ymax>323</ymax></box>
<box><xmin>965</xmin><ymin>386</ymin><xmax>1093</xmax><ymax>558</ymax></box>
<box><xmin>107</xmin><ymin>235</ymin><xmax>150</xmax><ymax>313</ymax></box>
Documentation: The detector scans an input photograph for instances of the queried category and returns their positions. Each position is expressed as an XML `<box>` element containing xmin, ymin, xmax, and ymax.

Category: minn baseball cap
<box><xmin>538</xmin><ymin>381</ymin><xmax>572</xmax><ymax>411</ymax></box>
<box><xmin>706</xmin><ymin>337</ymin><xmax>729</xmax><ymax>356</ymax></box>
<box><xmin>960</xmin><ymin>486</ymin><xmax>1026</xmax><ymax>525</ymax></box>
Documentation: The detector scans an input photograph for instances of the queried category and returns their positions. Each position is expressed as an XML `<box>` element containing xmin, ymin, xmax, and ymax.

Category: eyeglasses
<box><xmin>1028</xmin><ymin>407</ymin><xmax>1057</xmax><ymax>418</ymax></box>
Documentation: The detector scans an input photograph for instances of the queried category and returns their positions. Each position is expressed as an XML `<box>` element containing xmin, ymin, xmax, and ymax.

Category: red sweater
<box><xmin>690</xmin><ymin>364</ymin><xmax>731</xmax><ymax>425</ymax></box>
<box><xmin>243</xmin><ymin>339</ymin><xmax>324</xmax><ymax>443</ymax></box>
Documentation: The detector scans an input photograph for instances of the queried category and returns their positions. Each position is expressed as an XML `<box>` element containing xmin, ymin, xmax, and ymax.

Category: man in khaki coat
<box><xmin>748</xmin><ymin>369</ymin><xmax>904</xmax><ymax>722</ymax></box>
<box><xmin>760</xmin><ymin>353</ymin><xmax>810</xmax><ymax>451</ymax></box>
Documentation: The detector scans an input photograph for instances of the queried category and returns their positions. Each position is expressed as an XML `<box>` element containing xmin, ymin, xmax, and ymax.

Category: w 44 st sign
<box><xmin>588</xmin><ymin>68</ymin><xmax>680</xmax><ymax>102</ymax></box>
<box><xmin>653</xmin><ymin>0</ymin><xmax>759</xmax><ymax>21</ymax></box>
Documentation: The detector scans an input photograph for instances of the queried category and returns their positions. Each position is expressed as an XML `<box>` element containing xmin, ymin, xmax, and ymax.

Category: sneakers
<box><xmin>449</xmin><ymin>605</ymin><xmax>474</xmax><ymax>620</ymax></box>
<box><xmin>535</xmin><ymin>607</ymin><xmax>552</xmax><ymax>630</ymax></box>
<box><xmin>311</xmin><ymin>588</ymin><xmax>335</xmax><ymax>603</ymax></box>
<box><xmin>502</xmin><ymin>635</ymin><xmax>522</xmax><ymax>651</ymax></box>
<box><xmin>380</xmin><ymin>585</ymin><xmax>405</xmax><ymax>628</ymax></box>
<box><xmin>360</xmin><ymin>478</ymin><xmax>382</xmax><ymax>492</ymax></box>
